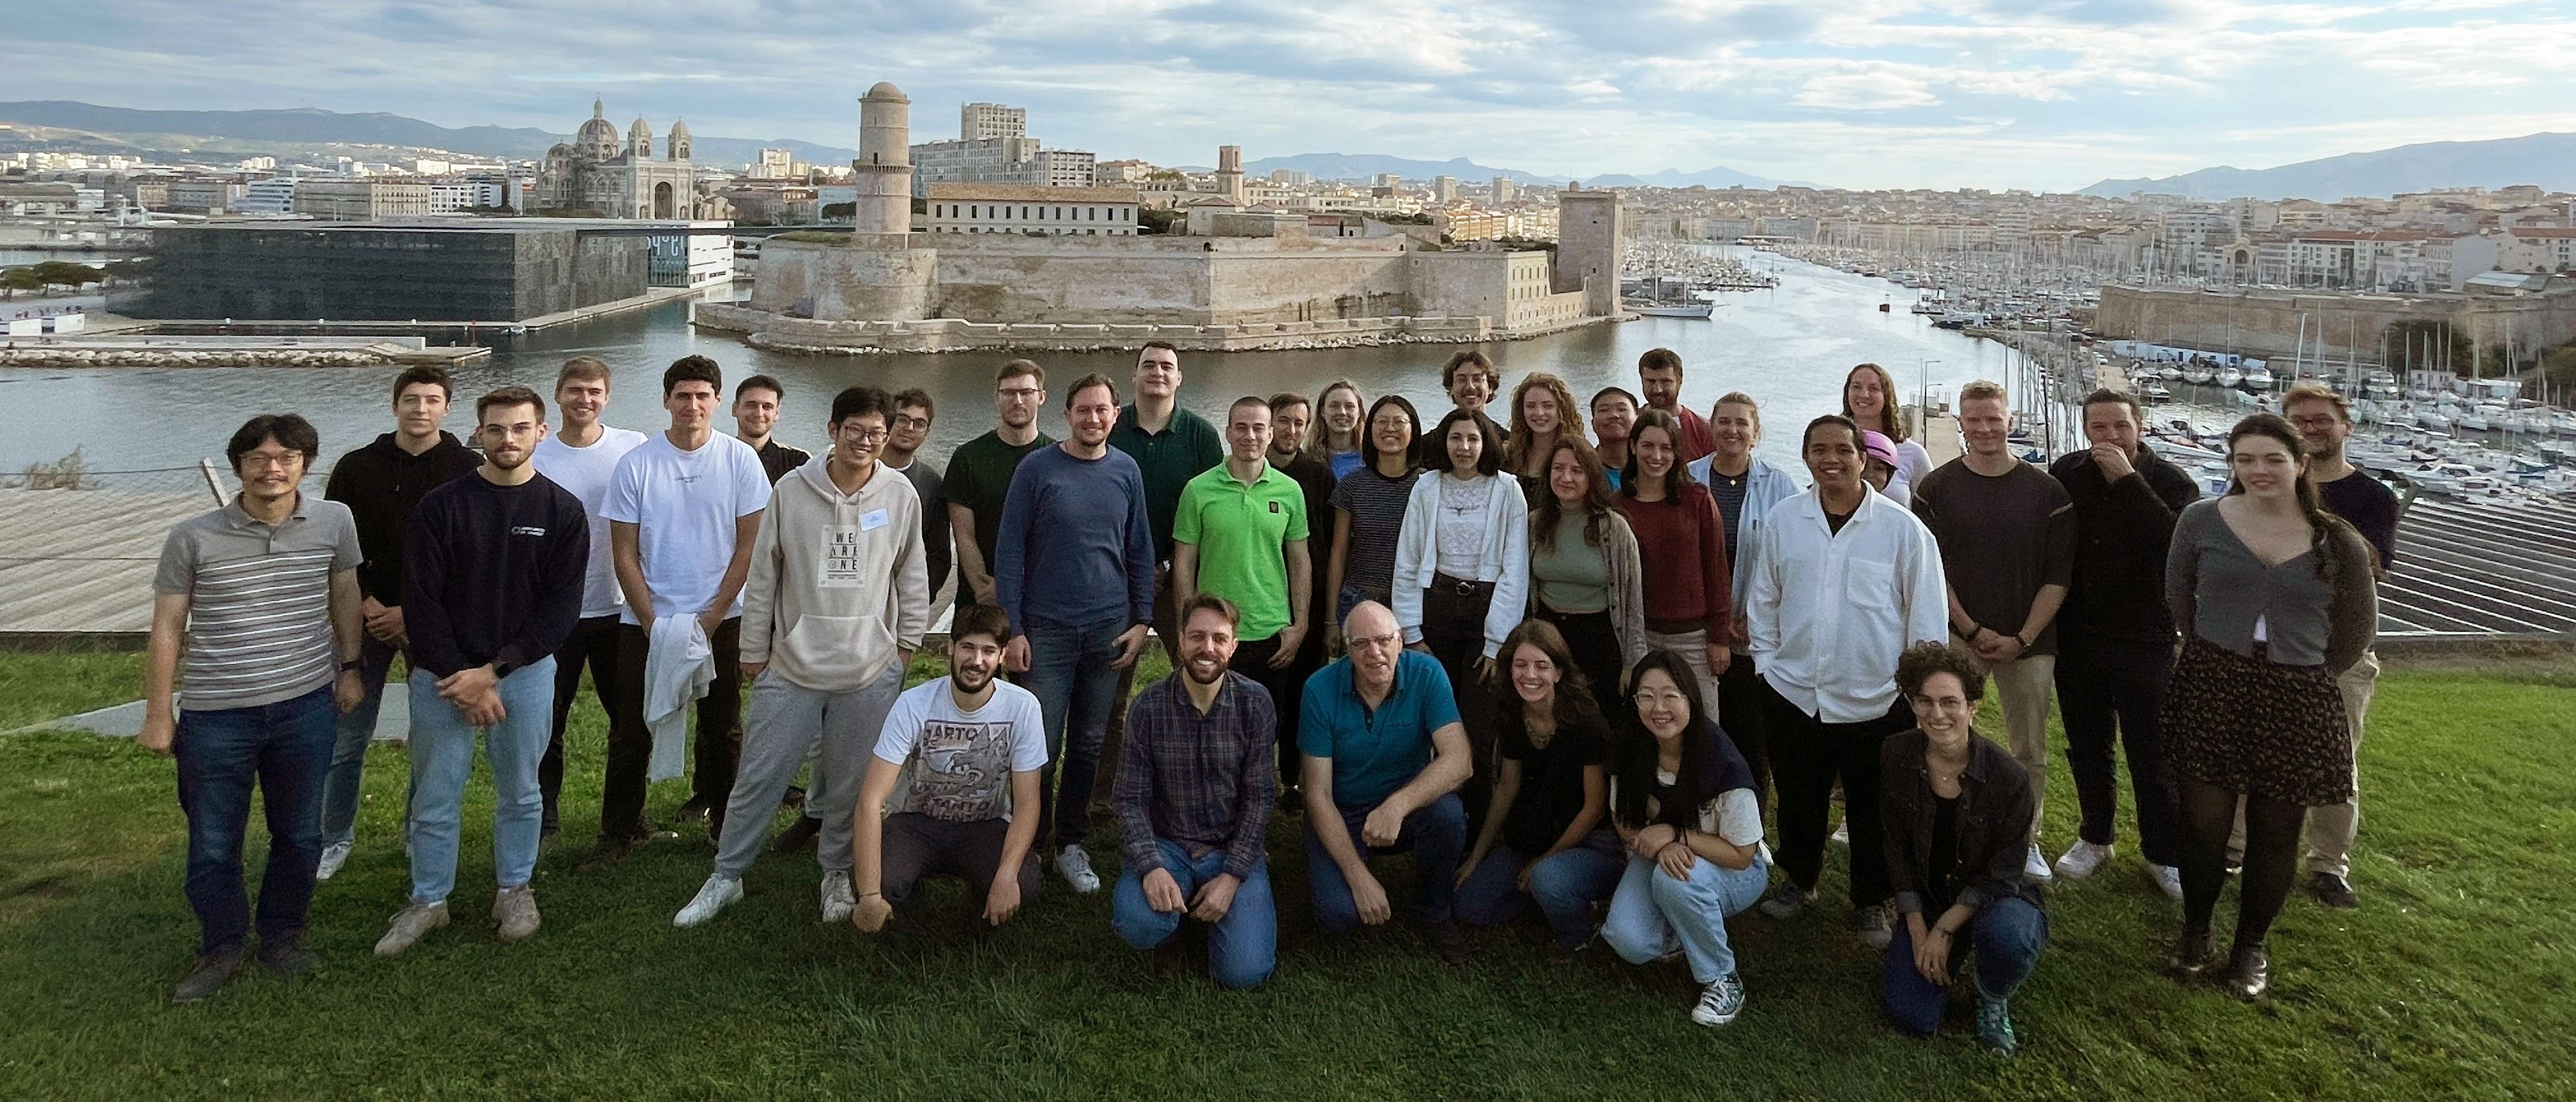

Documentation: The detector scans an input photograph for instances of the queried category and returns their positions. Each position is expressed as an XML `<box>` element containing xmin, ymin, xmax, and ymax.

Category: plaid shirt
<box><xmin>1114</xmin><ymin>670</ymin><xmax>1278</xmax><ymax>879</ymax></box>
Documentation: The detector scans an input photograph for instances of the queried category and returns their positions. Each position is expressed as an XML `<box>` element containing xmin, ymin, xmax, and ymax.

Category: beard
<box><xmin>1184</xmin><ymin>657</ymin><xmax>1229</xmax><ymax>685</ymax></box>
<box><xmin>952</xmin><ymin>664</ymin><xmax>993</xmax><ymax>693</ymax></box>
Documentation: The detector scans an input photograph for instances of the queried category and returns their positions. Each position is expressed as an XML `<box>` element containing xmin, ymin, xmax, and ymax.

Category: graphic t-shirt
<box><xmin>533</xmin><ymin>425</ymin><xmax>649</xmax><ymax>618</ymax></box>
<box><xmin>873</xmin><ymin>677</ymin><xmax>1050</xmax><ymax>822</ymax></box>
<box><xmin>599</xmin><ymin>432</ymin><xmax>772</xmax><ymax>625</ymax></box>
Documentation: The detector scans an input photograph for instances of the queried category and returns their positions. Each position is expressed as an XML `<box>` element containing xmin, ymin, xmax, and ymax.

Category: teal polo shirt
<box><xmin>1297</xmin><ymin>649</ymin><xmax>1460</xmax><ymax>808</ymax></box>
<box><xmin>1173</xmin><ymin>462</ymin><xmax>1309</xmax><ymax>642</ymax></box>
<box><xmin>1108</xmin><ymin>405</ymin><xmax>1223</xmax><ymax>562</ymax></box>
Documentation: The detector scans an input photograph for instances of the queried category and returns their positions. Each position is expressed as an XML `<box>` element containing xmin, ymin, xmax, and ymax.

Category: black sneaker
<box><xmin>675</xmin><ymin>795</ymin><xmax>716</xmax><ymax>822</ymax></box>
<box><xmin>1425</xmin><ymin>920</ymin><xmax>1470</xmax><ymax>965</ymax></box>
<box><xmin>172</xmin><ymin>945</ymin><xmax>245</xmax><ymax>1004</ymax></box>
<box><xmin>772</xmin><ymin>814</ymin><xmax>822</xmax><ymax>853</ymax></box>
<box><xmin>781</xmin><ymin>784</ymin><xmax>807</xmax><ymax>810</ymax></box>
<box><xmin>2220</xmin><ymin>942</ymin><xmax>2270</xmax><ymax>1001</ymax></box>
<box><xmin>2309</xmin><ymin>871</ymin><xmax>2360</xmax><ymax>909</ymax></box>
<box><xmin>2165</xmin><ymin>926</ymin><xmax>2216</xmax><ymax>984</ymax></box>
<box><xmin>257</xmin><ymin>930</ymin><xmax>318</xmax><ymax>977</ymax></box>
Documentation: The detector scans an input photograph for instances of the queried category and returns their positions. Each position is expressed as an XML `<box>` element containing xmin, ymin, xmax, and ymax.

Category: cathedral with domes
<box><xmin>532</xmin><ymin>99</ymin><xmax>700</xmax><ymax>218</ymax></box>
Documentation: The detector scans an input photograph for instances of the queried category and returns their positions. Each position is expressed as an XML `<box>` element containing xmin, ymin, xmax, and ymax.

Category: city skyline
<box><xmin>10</xmin><ymin>1</ymin><xmax>2576</xmax><ymax>190</ymax></box>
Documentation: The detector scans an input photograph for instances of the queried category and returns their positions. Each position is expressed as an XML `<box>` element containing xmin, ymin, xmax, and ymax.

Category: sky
<box><xmin>11</xmin><ymin>0</ymin><xmax>2576</xmax><ymax>190</ymax></box>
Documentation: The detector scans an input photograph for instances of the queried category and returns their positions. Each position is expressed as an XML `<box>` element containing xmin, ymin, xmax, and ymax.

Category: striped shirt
<box><xmin>153</xmin><ymin>494</ymin><xmax>362</xmax><ymax>711</ymax></box>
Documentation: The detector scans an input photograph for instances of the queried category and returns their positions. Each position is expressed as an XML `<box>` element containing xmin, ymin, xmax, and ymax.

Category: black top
<box><xmin>2317</xmin><ymin>470</ymin><xmax>2399</xmax><ymax>573</ymax></box>
<box><xmin>323</xmin><ymin>431</ymin><xmax>482</xmax><ymax>606</ymax></box>
<box><xmin>1880</xmin><ymin>729</ymin><xmax>2043</xmax><ymax>917</ymax></box>
<box><xmin>1497</xmin><ymin>708</ymin><xmax>1611</xmax><ymax>856</ymax></box>
<box><xmin>1275</xmin><ymin>450</ymin><xmax>1336</xmax><ymax>657</ymax></box>
<box><xmin>1926</xmin><ymin>795</ymin><xmax>1959</xmax><ymax>910</ymax></box>
<box><xmin>2049</xmin><ymin>447</ymin><xmax>2201</xmax><ymax>645</ymax></box>
<box><xmin>894</xmin><ymin>458</ymin><xmax>953</xmax><ymax>597</ymax></box>
<box><xmin>401</xmin><ymin>473</ymin><xmax>588</xmax><ymax>680</ymax></box>
<box><xmin>756</xmin><ymin>439</ymin><xmax>811</xmax><ymax>486</ymax></box>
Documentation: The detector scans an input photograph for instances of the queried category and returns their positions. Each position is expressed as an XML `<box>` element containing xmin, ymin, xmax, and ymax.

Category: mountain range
<box><xmin>0</xmin><ymin>101</ymin><xmax>857</xmax><ymax>171</ymax></box>
<box><xmin>1234</xmin><ymin>152</ymin><xmax>1793</xmax><ymax>189</ymax></box>
<box><xmin>2080</xmin><ymin>132</ymin><xmax>2576</xmax><ymax>201</ymax></box>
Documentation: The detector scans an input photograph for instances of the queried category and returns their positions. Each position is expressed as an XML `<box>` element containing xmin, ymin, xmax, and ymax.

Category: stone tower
<box><xmin>854</xmin><ymin>82</ymin><xmax>914</xmax><ymax>238</ymax></box>
<box><xmin>667</xmin><ymin>119</ymin><xmax>692</xmax><ymax>161</ymax></box>
<box><xmin>1216</xmin><ymin>145</ymin><xmax>1244</xmax><ymax>206</ymax></box>
<box><xmin>1554</xmin><ymin>190</ymin><xmax>1626</xmax><ymax>318</ymax></box>
<box><xmin>627</xmin><ymin>117</ymin><xmax>652</xmax><ymax>159</ymax></box>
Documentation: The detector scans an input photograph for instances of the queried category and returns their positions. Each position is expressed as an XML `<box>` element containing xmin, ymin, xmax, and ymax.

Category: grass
<box><xmin>2</xmin><ymin>651</ymin><xmax>2572</xmax><ymax>1100</ymax></box>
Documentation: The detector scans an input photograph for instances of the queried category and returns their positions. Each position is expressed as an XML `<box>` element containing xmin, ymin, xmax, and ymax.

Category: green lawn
<box><xmin>2</xmin><ymin>652</ymin><xmax>2572</xmax><ymax>1100</ymax></box>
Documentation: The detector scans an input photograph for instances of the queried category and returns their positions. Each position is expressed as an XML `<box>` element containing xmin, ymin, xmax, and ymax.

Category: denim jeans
<box><xmin>1882</xmin><ymin>896</ymin><xmax>2049</xmax><ymax>1036</ymax></box>
<box><xmin>1020</xmin><ymin>611</ymin><xmax>1128</xmax><ymax>850</ymax></box>
<box><xmin>1304</xmin><ymin>793</ymin><xmax>1468</xmax><ymax>930</ymax></box>
<box><xmin>1110</xmin><ymin>838</ymin><xmax>1278</xmax><ymax>989</ymax></box>
<box><xmin>1455</xmin><ymin>830</ymin><xmax>1625</xmax><ymax>949</ymax></box>
<box><xmin>320</xmin><ymin>634</ymin><xmax>397</xmax><ymax>848</ymax></box>
<box><xmin>404</xmin><ymin>659</ymin><xmax>555</xmax><ymax>905</ymax></box>
<box><xmin>1600</xmin><ymin>850</ymin><xmax>1772</xmax><ymax>983</ymax></box>
<box><xmin>174</xmin><ymin>685</ymin><xmax>337</xmax><ymax>955</ymax></box>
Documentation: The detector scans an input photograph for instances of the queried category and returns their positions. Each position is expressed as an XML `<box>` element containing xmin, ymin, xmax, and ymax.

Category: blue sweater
<box><xmin>993</xmin><ymin>443</ymin><xmax>1156</xmax><ymax>638</ymax></box>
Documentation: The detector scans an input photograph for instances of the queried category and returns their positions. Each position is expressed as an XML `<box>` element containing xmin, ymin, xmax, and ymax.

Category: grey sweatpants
<box><xmin>714</xmin><ymin>662</ymin><xmax>906</xmax><ymax>879</ymax></box>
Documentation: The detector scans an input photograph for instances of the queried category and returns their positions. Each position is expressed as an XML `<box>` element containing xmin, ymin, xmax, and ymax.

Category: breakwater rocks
<box><xmin>0</xmin><ymin>346</ymin><xmax>401</xmax><ymax>369</ymax></box>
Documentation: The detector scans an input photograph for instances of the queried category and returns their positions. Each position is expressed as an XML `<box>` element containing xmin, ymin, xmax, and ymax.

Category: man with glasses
<box><xmin>2280</xmin><ymin>383</ymin><xmax>2395</xmax><ymax>910</ymax></box>
<box><xmin>143</xmin><ymin>414</ymin><xmax>365</xmax><ymax>1002</ymax></box>
<box><xmin>1298</xmin><ymin>601</ymin><xmax>1474</xmax><ymax>963</ymax></box>
<box><xmin>675</xmin><ymin>386</ymin><xmax>930</xmax><ymax>927</ymax></box>
<box><xmin>946</xmin><ymin>361</ymin><xmax>1053</xmax><ymax>611</ymax></box>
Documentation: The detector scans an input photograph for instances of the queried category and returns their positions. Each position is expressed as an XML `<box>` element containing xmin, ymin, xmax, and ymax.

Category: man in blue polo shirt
<box><xmin>1300</xmin><ymin>600</ymin><xmax>1473</xmax><ymax>963</ymax></box>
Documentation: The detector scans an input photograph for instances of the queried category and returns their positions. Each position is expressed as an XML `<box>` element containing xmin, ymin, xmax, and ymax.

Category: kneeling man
<box><xmin>1110</xmin><ymin>594</ymin><xmax>1279</xmax><ymax>988</ymax></box>
<box><xmin>852</xmin><ymin>604</ymin><xmax>1047</xmax><ymax>931</ymax></box>
<box><xmin>1300</xmin><ymin>601</ymin><xmax>1473</xmax><ymax>962</ymax></box>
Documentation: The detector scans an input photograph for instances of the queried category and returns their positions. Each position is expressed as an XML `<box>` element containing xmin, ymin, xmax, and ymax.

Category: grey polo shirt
<box><xmin>153</xmin><ymin>493</ymin><xmax>362</xmax><ymax>711</ymax></box>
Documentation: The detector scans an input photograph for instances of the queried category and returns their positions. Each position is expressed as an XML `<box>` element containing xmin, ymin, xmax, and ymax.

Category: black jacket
<box><xmin>1880</xmin><ymin>729</ymin><xmax>2043</xmax><ymax>917</ymax></box>
<box><xmin>324</xmin><ymin>431</ymin><xmax>482</xmax><ymax>606</ymax></box>
<box><xmin>2049</xmin><ymin>446</ymin><xmax>2200</xmax><ymax>645</ymax></box>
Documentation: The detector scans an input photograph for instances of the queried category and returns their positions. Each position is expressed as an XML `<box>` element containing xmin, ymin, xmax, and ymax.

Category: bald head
<box><xmin>1342</xmin><ymin>601</ymin><xmax>1402</xmax><ymax>692</ymax></box>
<box><xmin>1344</xmin><ymin>601</ymin><xmax>1396</xmax><ymax>639</ymax></box>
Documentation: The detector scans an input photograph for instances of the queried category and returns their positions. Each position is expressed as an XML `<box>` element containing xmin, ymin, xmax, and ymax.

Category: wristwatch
<box><xmin>338</xmin><ymin>659</ymin><xmax>362</xmax><ymax>672</ymax></box>
<box><xmin>493</xmin><ymin>661</ymin><xmax>519</xmax><ymax>680</ymax></box>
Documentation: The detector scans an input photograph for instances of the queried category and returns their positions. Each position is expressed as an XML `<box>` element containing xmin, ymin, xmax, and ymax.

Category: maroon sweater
<box><xmin>1615</xmin><ymin>483</ymin><xmax>1731</xmax><ymax>634</ymax></box>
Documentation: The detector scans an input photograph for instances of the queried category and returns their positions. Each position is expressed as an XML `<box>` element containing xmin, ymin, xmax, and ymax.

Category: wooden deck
<box><xmin>0</xmin><ymin>486</ymin><xmax>219</xmax><ymax>636</ymax></box>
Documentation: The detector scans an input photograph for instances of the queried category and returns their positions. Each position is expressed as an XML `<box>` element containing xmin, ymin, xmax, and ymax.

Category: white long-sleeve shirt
<box><xmin>1745</xmin><ymin>486</ymin><xmax>1949</xmax><ymax>724</ymax></box>
<box><xmin>1390</xmin><ymin>471</ymin><xmax>1529</xmax><ymax>659</ymax></box>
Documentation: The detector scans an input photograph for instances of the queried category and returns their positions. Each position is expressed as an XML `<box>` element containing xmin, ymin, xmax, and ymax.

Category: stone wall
<box><xmin>691</xmin><ymin>301</ymin><xmax>1583</xmax><ymax>353</ymax></box>
<box><xmin>2096</xmin><ymin>284</ymin><xmax>2576</xmax><ymax>362</ymax></box>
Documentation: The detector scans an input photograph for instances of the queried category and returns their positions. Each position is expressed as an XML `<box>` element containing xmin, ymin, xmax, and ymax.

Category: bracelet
<box><xmin>857</xmin><ymin>892</ymin><xmax>883</xmax><ymax>900</ymax></box>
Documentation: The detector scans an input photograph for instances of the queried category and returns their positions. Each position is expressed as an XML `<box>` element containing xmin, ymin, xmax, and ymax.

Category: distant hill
<box><xmin>0</xmin><ymin>101</ymin><xmax>856</xmax><ymax>169</ymax></box>
<box><xmin>1238</xmin><ymin>151</ymin><xmax>1793</xmax><ymax>189</ymax></box>
<box><xmin>2081</xmin><ymin>132</ymin><xmax>2576</xmax><ymax>201</ymax></box>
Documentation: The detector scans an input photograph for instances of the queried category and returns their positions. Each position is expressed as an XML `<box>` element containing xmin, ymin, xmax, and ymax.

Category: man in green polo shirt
<box><xmin>1174</xmin><ymin>395</ymin><xmax>1311</xmax><ymax>786</ymax></box>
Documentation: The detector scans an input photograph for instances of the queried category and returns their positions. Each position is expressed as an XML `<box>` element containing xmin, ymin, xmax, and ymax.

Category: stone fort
<box><xmin>696</xmin><ymin>81</ymin><xmax>1625</xmax><ymax>353</ymax></box>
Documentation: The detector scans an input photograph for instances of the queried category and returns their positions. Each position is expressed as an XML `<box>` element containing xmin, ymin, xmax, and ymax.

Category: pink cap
<box><xmin>1861</xmin><ymin>430</ymin><xmax>1900</xmax><ymax>467</ymax></box>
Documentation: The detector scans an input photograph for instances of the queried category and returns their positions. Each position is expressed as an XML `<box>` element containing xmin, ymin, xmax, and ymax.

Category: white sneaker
<box><xmin>316</xmin><ymin>840</ymin><xmax>353</xmax><ymax>882</ymax></box>
<box><xmin>1828</xmin><ymin>820</ymin><xmax>1849</xmax><ymax>846</ymax></box>
<box><xmin>820</xmin><ymin>869</ymin><xmax>855</xmax><ymax>923</ymax></box>
<box><xmin>673</xmin><ymin>874</ymin><xmax>744</xmax><ymax>928</ymax></box>
<box><xmin>2150</xmin><ymin>864</ymin><xmax>2185</xmax><ymax>901</ymax></box>
<box><xmin>374</xmin><ymin>899</ymin><xmax>448</xmax><ymax>956</ymax></box>
<box><xmin>2023</xmin><ymin>844</ymin><xmax>2054</xmax><ymax>881</ymax></box>
<box><xmin>492</xmin><ymin>885</ymin><xmax>540</xmax><ymax>943</ymax></box>
<box><xmin>1055</xmin><ymin>843</ymin><xmax>1101</xmax><ymax>894</ymax></box>
<box><xmin>2055</xmin><ymin>840</ymin><xmax>2112</xmax><ymax>880</ymax></box>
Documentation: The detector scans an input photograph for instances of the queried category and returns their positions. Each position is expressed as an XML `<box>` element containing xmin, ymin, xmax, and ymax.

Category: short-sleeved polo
<box><xmin>155</xmin><ymin>493</ymin><xmax>362</xmax><ymax>711</ymax></box>
<box><xmin>1173</xmin><ymin>463</ymin><xmax>1310</xmax><ymax>642</ymax></box>
<box><xmin>1296</xmin><ymin>649</ymin><xmax>1460</xmax><ymax>808</ymax></box>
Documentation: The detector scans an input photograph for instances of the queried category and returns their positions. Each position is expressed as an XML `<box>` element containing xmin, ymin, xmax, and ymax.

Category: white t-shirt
<box><xmin>600</xmin><ymin>431</ymin><xmax>772</xmax><ymax>625</ymax></box>
<box><xmin>1632</xmin><ymin>769</ymin><xmax>1768</xmax><ymax>859</ymax></box>
<box><xmin>534</xmin><ymin>425</ymin><xmax>649</xmax><ymax>618</ymax></box>
<box><xmin>873</xmin><ymin>677</ymin><xmax>1048</xmax><ymax>823</ymax></box>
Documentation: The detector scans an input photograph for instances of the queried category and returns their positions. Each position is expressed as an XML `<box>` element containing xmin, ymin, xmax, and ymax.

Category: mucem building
<box><xmin>141</xmin><ymin>224</ymin><xmax>650</xmax><ymax>322</ymax></box>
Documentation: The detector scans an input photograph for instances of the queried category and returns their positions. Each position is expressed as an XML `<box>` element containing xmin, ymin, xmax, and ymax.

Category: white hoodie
<box><xmin>740</xmin><ymin>455</ymin><xmax>930</xmax><ymax>693</ymax></box>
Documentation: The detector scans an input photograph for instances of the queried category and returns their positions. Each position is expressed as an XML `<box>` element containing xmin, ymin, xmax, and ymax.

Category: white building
<box><xmin>238</xmin><ymin>179</ymin><xmax>298</xmax><ymax>217</ymax></box>
<box><xmin>1039</xmin><ymin>149</ymin><xmax>1098</xmax><ymax>188</ymax></box>
<box><xmin>924</xmin><ymin>183</ymin><xmax>1140</xmax><ymax>235</ymax></box>
<box><xmin>961</xmin><ymin>102</ymin><xmax>1026</xmax><ymax>141</ymax></box>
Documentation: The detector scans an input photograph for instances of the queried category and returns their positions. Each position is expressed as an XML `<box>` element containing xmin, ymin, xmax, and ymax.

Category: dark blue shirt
<box><xmin>1298</xmin><ymin>648</ymin><xmax>1460</xmax><ymax>808</ymax></box>
<box><xmin>993</xmin><ymin>443</ymin><xmax>1156</xmax><ymax>638</ymax></box>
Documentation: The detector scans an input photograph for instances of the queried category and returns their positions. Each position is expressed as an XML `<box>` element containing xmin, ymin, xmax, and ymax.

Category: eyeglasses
<box><xmin>2287</xmin><ymin>415</ymin><xmax>2340</xmax><ymax>429</ymax></box>
<box><xmin>893</xmin><ymin>415</ymin><xmax>931</xmax><ymax>431</ymax></box>
<box><xmin>841</xmin><ymin>429</ymin><xmax>889</xmax><ymax>444</ymax></box>
<box><xmin>238</xmin><ymin>452</ymin><xmax>304</xmax><ymax>470</ymax></box>
<box><xmin>1631</xmin><ymin>689</ymin><xmax>1690</xmax><ymax>707</ymax></box>
<box><xmin>1910</xmin><ymin>696</ymin><xmax>1973</xmax><ymax>712</ymax></box>
<box><xmin>1347</xmin><ymin>631</ymin><xmax>1402</xmax><ymax>652</ymax></box>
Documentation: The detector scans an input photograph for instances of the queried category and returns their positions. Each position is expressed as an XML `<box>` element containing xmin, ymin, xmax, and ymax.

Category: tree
<box><xmin>27</xmin><ymin>262</ymin><xmax>103</xmax><ymax>293</ymax></box>
<box><xmin>0</xmin><ymin>268</ymin><xmax>42</xmax><ymax>300</ymax></box>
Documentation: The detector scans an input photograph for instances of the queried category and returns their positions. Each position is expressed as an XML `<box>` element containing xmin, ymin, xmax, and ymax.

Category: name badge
<box><xmin>859</xmin><ymin>509</ymin><xmax>891</xmax><ymax>532</ymax></box>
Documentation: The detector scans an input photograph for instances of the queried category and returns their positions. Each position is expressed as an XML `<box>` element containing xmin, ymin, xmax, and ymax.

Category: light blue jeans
<box><xmin>1600</xmin><ymin>850</ymin><xmax>1772</xmax><ymax>983</ymax></box>
<box><xmin>321</xmin><ymin>636</ymin><xmax>397</xmax><ymax>848</ymax></box>
<box><xmin>404</xmin><ymin>659</ymin><xmax>555</xmax><ymax>905</ymax></box>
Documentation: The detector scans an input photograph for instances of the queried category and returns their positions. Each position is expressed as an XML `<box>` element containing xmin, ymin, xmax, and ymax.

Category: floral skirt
<box><xmin>2161</xmin><ymin>637</ymin><xmax>2354</xmax><ymax>807</ymax></box>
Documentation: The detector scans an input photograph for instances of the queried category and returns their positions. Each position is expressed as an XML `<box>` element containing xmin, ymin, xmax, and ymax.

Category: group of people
<box><xmin>141</xmin><ymin>342</ymin><xmax>2394</xmax><ymax>1055</ymax></box>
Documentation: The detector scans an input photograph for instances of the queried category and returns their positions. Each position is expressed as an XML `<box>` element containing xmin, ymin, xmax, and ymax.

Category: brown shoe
<box><xmin>2308</xmin><ymin>871</ymin><xmax>2359</xmax><ymax>909</ymax></box>
<box><xmin>172</xmin><ymin>945</ymin><xmax>246</xmax><ymax>1004</ymax></box>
